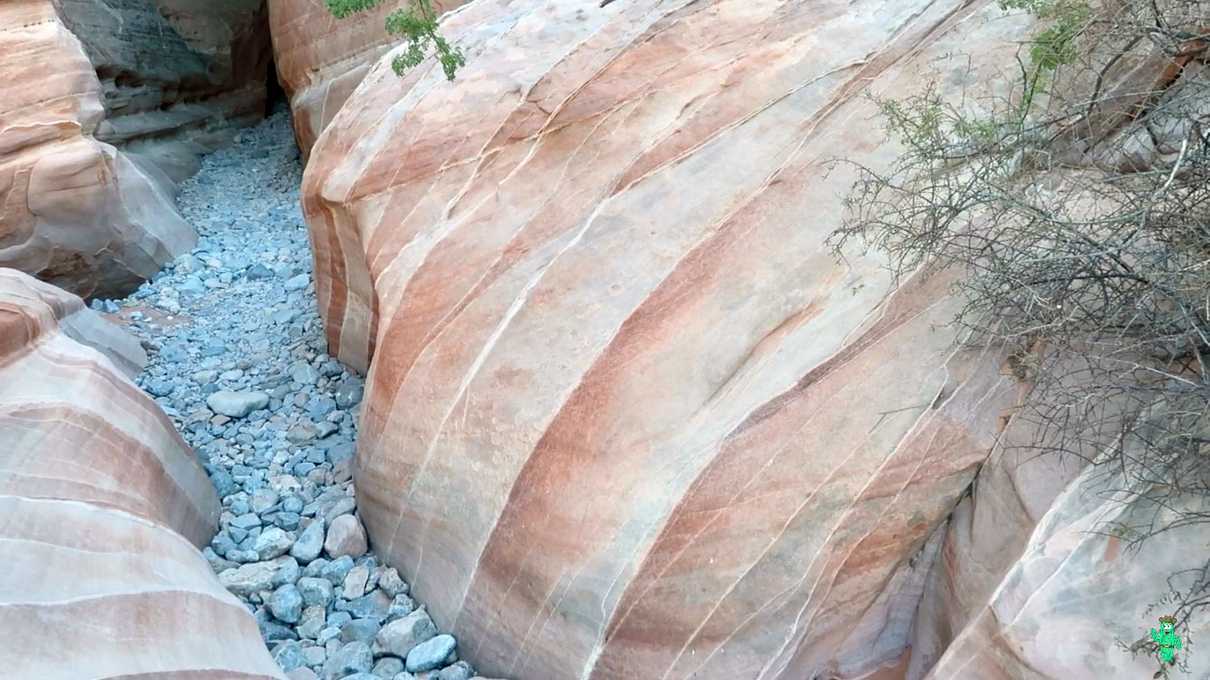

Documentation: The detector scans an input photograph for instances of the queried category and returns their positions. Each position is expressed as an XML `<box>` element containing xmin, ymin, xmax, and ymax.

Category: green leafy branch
<box><xmin>999</xmin><ymin>0</ymin><xmax>1092</xmax><ymax>116</ymax></box>
<box><xmin>326</xmin><ymin>0</ymin><xmax>466</xmax><ymax>81</ymax></box>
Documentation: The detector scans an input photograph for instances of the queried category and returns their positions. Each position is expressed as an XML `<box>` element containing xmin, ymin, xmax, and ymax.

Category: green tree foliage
<box><xmin>326</xmin><ymin>0</ymin><xmax>466</xmax><ymax>80</ymax></box>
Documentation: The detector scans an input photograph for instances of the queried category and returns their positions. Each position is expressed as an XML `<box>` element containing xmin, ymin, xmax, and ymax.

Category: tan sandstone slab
<box><xmin>0</xmin><ymin>267</ymin><xmax>284</xmax><ymax>679</ymax></box>
<box><xmin>300</xmin><ymin>1</ymin><xmax>1044</xmax><ymax>678</ymax></box>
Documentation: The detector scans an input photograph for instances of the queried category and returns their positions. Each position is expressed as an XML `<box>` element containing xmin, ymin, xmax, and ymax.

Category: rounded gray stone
<box><xmin>269</xmin><ymin>584</ymin><xmax>304</xmax><ymax>624</ymax></box>
<box><xmin>404</xmin><ymin>634</ymin><xmax>456</xmax><ymax>673</ymax></box>
<box><xmin>206</xmin><ymin>390</ymin><xmax>269</xmax><ymax>418</ymax></box>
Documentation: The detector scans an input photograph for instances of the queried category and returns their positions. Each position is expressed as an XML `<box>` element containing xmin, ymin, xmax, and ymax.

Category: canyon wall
<box><xmin>0</xmin><ymin>0</ymin><xmax>270</xmax><ymax>298</ymax></box>
<box><xmin>0</xmin><ymin>267</ymin><xmax>284</xmax><ymax>679</ymax></box>
<box><xmin>57</xmin><ymin>0</ymin><xmax>272</xmax><ymax>181</ymax></box>
<box><xmin>300</xmin><ymin>1</ymin><xmax>1037</xmax><ymax>678</ymax></box>
<box><xmin>909</xmin><ymin>422</ymin><xmax>1210</xmax><ymax>679</ymax></box>
<box><xmin>267</xmin><ymin>0</ymin><xmax>466</xmax><ymax>156</ymax></box>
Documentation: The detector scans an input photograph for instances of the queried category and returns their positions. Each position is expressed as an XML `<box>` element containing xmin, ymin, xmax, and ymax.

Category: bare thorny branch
<box><xmin>833</xmin><ymin>0</ymin><xmax>1210</xmax><ymax>670</ymax></box>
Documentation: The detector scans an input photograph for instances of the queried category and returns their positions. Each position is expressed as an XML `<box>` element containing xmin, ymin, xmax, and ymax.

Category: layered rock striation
<box><xmin>909</xmin><ymin>422</ymin><xmax>1210</xmax><ymax>679</ymax></box>
<box><xmin>0</xmin><ymin>1</ymin><xmax>197</xmax><ymax>298</ymax></box>
<box><xmin>0</xmin><ymin>0</ymin><xmax>272</xmax><ymax>298</ymax></box>
<box><xmin>0</xmin><ymin>267</ymin><xmax>284</xmax><ymax>679</ymax></box>
<box><xmin>301</xmin><ymin>1</ymin><xmax>1038</xmax><ymax>678</ymax></box>
<box><xmin>56</xmin><ymin>0</ymin><xmax>273</xmax><ymax>181</ymax></box>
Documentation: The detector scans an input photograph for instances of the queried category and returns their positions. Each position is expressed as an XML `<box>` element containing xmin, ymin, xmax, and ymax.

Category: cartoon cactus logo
<box><xmin>1150</xmin><ymin>615</ymin><xmax>1183</xmax><ymax>666</ymax></box>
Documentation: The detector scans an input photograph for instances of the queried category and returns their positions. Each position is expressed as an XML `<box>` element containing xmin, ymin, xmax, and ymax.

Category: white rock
<box><xmin>206</xmin><ymin>390</ymin><xmax>269</xmax><ymax>418</ymax></box>
<box><xmin>324</xmin><ymin>514</ymin><xmax>367</xmax><ymax>559</ymax></box>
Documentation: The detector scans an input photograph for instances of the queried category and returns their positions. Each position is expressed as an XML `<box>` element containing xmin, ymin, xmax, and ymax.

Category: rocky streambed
<box><xmin>103</xmin><ymin>109</ymin><xmax>478</xmax><ymax>680</ymax></box>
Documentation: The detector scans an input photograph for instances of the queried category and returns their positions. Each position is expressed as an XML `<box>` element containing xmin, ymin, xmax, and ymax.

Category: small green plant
<box><xmin>998</xmin><ymin>0</ymin><xmax>1091</xmax><ymax>117</ymax></box>
<box><xmin>1000</xmin><ymin>0</ymin><xmax>1090</xmax><ymax>70</ymax></box>
<box><xmin>326</xmin><ymin>0</ymin><xmax>466</xmax><ymax>81</ymax></box>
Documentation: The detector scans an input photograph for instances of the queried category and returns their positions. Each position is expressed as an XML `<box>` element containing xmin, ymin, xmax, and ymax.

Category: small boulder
<box><xmin>272</xmin><ymin>640</ymin><xmax>306</xmax><ymax>671</ymax></box>
<box><xmin>272</xmin><ymin>556</ymin><xmax>302</xmax><ymax>587</ymax></box>
<box><xmin>343</xmin><ymin>564</ymin><xmax>370</xmax><ymax>600</ymax></box>
<box><xmin>322</xmin><ymin>497</ymin><xmax>357</xmax><ymax>524</ymax></box>
<box><xmin>341</xmin><ymin>590</ymin><xmax>392</xmax><ymax>623</ymax></box>
<box><xmin>251</xmin><ymin>487</ymin><xmax>280</xmax><ymax>514</ymax></box>
<box><xmin>405</xmin><ymin>634</ymin><xmax>456</xmax><ymax>673</ymax></box>
<box><xmin>333</xmin><ymin>379</ymin><xmax>364</xmax><ymax>409</ymax></box>
<box><xmin>255</xmin><ymin>527</ymin><xmax>294</xmax><ymax>560</ymax></box>
<box><xmin>375</xmin><ymin>609</ymin><xmax>437</xmax><ymax>658</ymax></box>
<box><xmin>218</xmin><ymin>561</ymin><xmax>276</xmax><ymax>596</ymax></box>
<box><xmin>322</xmin><ymin>641</ymin><xmax>373</xmax><ymax>679</ymax></box>
<box><xmin>298</xmin><ymin>605</ymin><xmax>327</xmax><ymax>639</ymax></box>
<box><xmin>339</xmin><ymin>618</ymin><xmax>381</xmax><ymax>644</ymax></box>
<box><xmin>290</xmin><ymin>360</ymin><xmax>320</xmax><ymax>385</ymax></box>
<box><xmin>291</xmin><ymin>519</ymin><xmax>325</xmax><ymax>563</ymax></box>
<box><xmin>386</xmin><ymin>594</ymin><xmax>416</xmax><ymax>622</ymax></box>
<box><xmin>246</xmin><ymin>263</ymin><xmax>275</xmax><ymax>280</ymax></box>
<box><xmin>378</xmin><ymin>568</ymin><xmax>408</xmax><ymax>598</ymax></box>
<box><xmin>298</xmin><ymin>576</ymin><xmax>335</xmax><ymax>608</ymax></box>
<box><xmin>270</xmin><ymin>584</ymin><xmax>304</xmax><ymax>624</ymax></box>
<box><xmin>207</xmin><ymin>390</ymin><xmax>269</xmax><ymax>418</ymax></box>
<box><xmin>321</xmin><ymin>555</ymin><xmax>355</xmax><ymax>585</ymax></box>
<box><xmin>325</xmin><ymin>514</ymin><xmax>368</xmax><ymax>558</ymax></box>
<box><xmin>437</xmin><ymin>661</ymin><xmax>474</xmax><ymax>680</ymax></box>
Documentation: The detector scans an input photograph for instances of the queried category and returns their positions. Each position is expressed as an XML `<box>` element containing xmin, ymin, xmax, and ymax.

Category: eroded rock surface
<box><xmin>57</xmin><ymin>0</ymin><xmax>272</xmax><ymax>180</ymax></box>
<box><xmin>0</xmin><ymin>0</ymin><xmax>272</xmax><ymax>298</ymax></box>
<box><xmin>267</xmin><ymin>0</ymin><xmax>465</xmax><ymax>155</ymax></box>
<box><xmin>910</xmin><ymin>430</ymin><xmax>1210</xmax><ymax>679</ymax></box>
<box><xmin>301</xmin><ymin>1</ymin><xmax>1036</xmax><ymax>678</ymax></box>
<box><xmin>0</xmin><ymin>1</ymin><xmax>197</xmax><ymax>298</ymax></box>
<box><xmin>0</xmin><ymin>267</ymin><xmax>283</xmax><ymax>679</ymax></box>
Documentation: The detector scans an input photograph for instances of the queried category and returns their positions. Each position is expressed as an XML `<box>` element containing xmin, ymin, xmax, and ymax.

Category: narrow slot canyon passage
<box><xmin>109</xmin><ymin>104</ymin><xmax>471</xmax><ymax>679</ymax></box>
<box><xmin>5</xmin><ymin>2</ymin><xmax>1207</xmax><ymax>678</ymax></box>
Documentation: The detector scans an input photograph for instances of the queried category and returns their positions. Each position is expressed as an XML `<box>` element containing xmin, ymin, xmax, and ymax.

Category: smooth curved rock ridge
<box><xmin>302</xmin><ymin>1</ymin><xmax>1036</xmax><ymax>678</ymax></box>
<box><xmin>0</xmin><ymin>268</ymin><xmax>285</xmax><ymax>679</ymax></box>
<box><xmin>0</xmin><ymin>1</ymin><xmax>197</xmax><ymax>298</ymax></box>
<box><xmin>917</xmin><ymin>458</ymin><xmax>1210</xmax><ymax>679</ymax></box>
<box><xmin>267</xmin><ymin>0</ymin><xmax>466</xmax><ymax>156</ymax></box>
<box><xmin>906</xmin><ymin>390</ymin><xmax>1210</xmax><ymax>680</ymax></box>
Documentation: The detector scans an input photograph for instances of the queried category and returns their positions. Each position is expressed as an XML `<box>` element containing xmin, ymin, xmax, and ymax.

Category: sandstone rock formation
<box><xmin>0</xmin><ymin>0</ymin><xmax>271</xmax><ymax>298</ymax></box>
<box><xmin>267</xmin><ymin>0</ymin><xmax>465</xmax><ymax>156</ymax></box>
<box><xmin>0</xmin><ymin>267</ymin><xmax>284</xmax><ymax>679</ymax></box>
<box><xmin>57</xmin><ymin>0</ymin><xmax>272</xmax><ymax>181</ymax></box>
<box><xmin>0</xmin><ymin>1</ymin><xmax>195</xmax><ymax>297</ymax></box>
<box><xmin>300</xmin><ymin>1</ymin><xmax>1041</xmax><ymax>678</ymax></box>
<box><xmin>909</xmin><ymin>427</ymin><xmax>1210</xmax><ymax>679</ymax></box>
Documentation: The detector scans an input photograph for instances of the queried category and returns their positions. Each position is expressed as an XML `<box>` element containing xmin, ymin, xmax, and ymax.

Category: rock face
<box><xmin>0</xmin><ymin>0</ymin><xmax>270</xmax><ymax>298</ymax></box>
<box><xmin>266</xmin><ymin>0</ymin><xmax>465</xmax><ymax>155</ymax></box>
<box><xmin>0</xmin><ymin>1</ymin><xmax>194</xmax><ymax>298</ymax></box>
<box><xmin>301</xmin><ymin>1</ymin><xmax>1039</xmax><ymax>678</ymax></box>
<box><xmin>0</xmin><ymin>267</ymin><xmax>284</xmax><ymax>679</ymax></box>
<box><xmin>909</xmin><ymin>432</ymin><xmax>1210</xmax><ymax>679</ymax></box>
<box><xmin>57</xmin><ymin>0</ymin><xmax>272</xmax><ymax>180</ymax></box>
